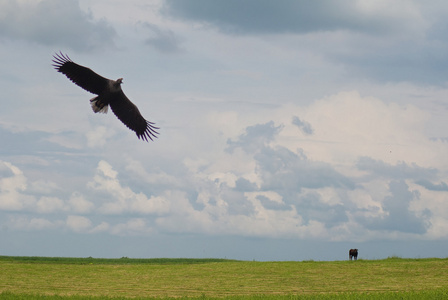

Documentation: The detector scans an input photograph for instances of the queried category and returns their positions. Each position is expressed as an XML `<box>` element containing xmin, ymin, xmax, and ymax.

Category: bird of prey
<box><xmin>52</xmin><ymin>52</ymin><xmax>159</xmax><ymax>142</ymax></box>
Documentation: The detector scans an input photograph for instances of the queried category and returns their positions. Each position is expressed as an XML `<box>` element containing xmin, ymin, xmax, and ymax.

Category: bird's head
<box><xmin>112</xmin><ymin>78</ymin><xmax>123</xmax><ymax>89</ymax></box>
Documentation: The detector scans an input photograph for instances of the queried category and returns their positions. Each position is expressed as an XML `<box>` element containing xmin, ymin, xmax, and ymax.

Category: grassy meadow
<box><xmin>0</xmin><ymin>256</ymin><xmax>447</xmax><ymax>299</ymax></box>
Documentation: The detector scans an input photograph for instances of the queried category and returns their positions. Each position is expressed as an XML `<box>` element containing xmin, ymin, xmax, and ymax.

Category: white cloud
<box><xmin>28</xmin><ymin>217</ymin><xmax>56</xmax><ymax>230</ymax></box>
<box><xmin>0</xmin><ymin>161</ymin><xmax>35</xmax><ymax>211</ymax></box>
<box><xmin>272</xmin><ymin>91</ymin><xmax>443</xmax><ymax>170</ymax></box>
<box><xmin>90</xmin><ymin>221</ymin><xmax>110</xmax><ymax>233</ymax></box>
<box><xmin>68</xmin><ymin>193</ymin><xmax>95</xmax><ymax>214</ymax></box>
<box><xmin>3</xmin><ymin>88</ymin><xmax>448</xmax><ymax>241</ymax></box>
<box><xmin>144</xmin><ymin>90</ymin><xmax>446</xmax><ymax>239</ymax></box>
<box><xmin>0</xmin><ymin>161</ymin><xmax>92</xmax><ymax>215</ymax></box>
<box><xmin>36</xmin><ymin>196</ymin><xmax>66</xmax><ymax>214</ymax></box>
<box><xmin>110</xmin><ymin>218</ymin><xmax>152</xmax><ymax>236</ymax></box>
<box><xmin>89</xmin><ymin>160</ymin><xmax>170</xmax><ymax>215</ymax></box>
<box><xmin>97</xmin><ymin>160</ymin><xmax>118</xmax><ymax>179</ymax></box>
<box><xmin>66</xmin><ymin>215</ymin><xmax>92</xmax><ymax>233</ymax></box>
<box><xmin>356</xmin><ymin>180</ymin><xmax>430</xmax><ymax>234</ymax></box>
<box><xmin>86</xmin><ymin>126</ymin><xmax>115</xmax><ymax>148</ymax></box>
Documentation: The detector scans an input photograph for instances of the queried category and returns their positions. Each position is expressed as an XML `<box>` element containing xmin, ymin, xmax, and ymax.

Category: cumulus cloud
<box><xmin>280</xmin><ymin>91</ymin><xmax>436</xmax><ymax>167</ymax></box>
<box><xmin>2</xmin><ymin>88</ymin><xmax>448</xmax><ymax>243</ymax></box>
<box><xmin>88</xmin><ymin>160</ymin><xmax>170</xmax><ymax>215</ymax></box>
<box><xmin>90</xmin><ymin>221</ymin><xmax>110</xmax><ymax>233</ymax></box>
<box><xmin>255</xmin><ymin>146</ymin><xmax>355</xmax><ymax>192</ymax></box>
<box><xmin>226</xmin><ymin>122</ymin><xmax>354</xmax><ymax>192</ymax></box>
<box><xmin>357</xmin><ymin>157</ymin><xmax>438</xmax><ymax>180</ymax></box>
<box><xmin>66</xmin><ymin>215</ymin><xmax>92</xmax><ymax>233</ymax></box>
<box><xmin>36</xmin><ymin>196</ymin><xmax>66</xmax><ymax>214</ymax></box>
<box><xmin>68</xmin><ymin>192</ymin><xmax>94</xmax><ymax>214</ymax></box>
<box><xmin>358</xmin><ymin>180</ymin><xmax>431</xmax><ymax>234</ymax></box>
<box><xmin>139</xmin><ymin>90</ymin><xmax>447</xmax><ymax>239</ymax></box>
<box><xmin>0</xmin><ymin>0</ymin><xmax>116</xmax><ymax>51</ymax></box>
<box><xmin>292</xmin><ymin>116</ymin><xmax>313</xmax><ymax>135</ymax></box>
<box><xmin>0</xmin><ymin>160</ymin><xmax>93</xmax><ymax>215</ymax></box>
<box><xmin>226</xmin><ymin>121</ymin><xmax>283</xmax><ymax>154</ymax></box>
<box><xmin>0</xmin><ymin>161</ymin><xmax>34</xmax><ymax>211</ymax></box>
<box><xmin>86</xmin><ymin>126</ymin><xmax>115</xmax><ymax>148</ymax></box>
<box><xmin>415</xmin><ymin>180</ymin><xmax>448</xmax><ymax>192</ymax></box>
<box><xmin>256</xmin><ymin>194</ymin><xmax>290</xmax><ymax>211</ymax></box>
<box><xmin>295</xmin><ymin>191</ymin><xmax>348</xmax><ymax>228</ymax></box>
<box><xmin>150</xmin><ymin>118</ymin><xmax>358</xmax><ymax>237</ymax></box>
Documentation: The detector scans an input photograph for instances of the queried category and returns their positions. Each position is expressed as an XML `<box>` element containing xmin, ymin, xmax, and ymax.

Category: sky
<box><xmin>1</xmin><ymin>0</ymin><xmax>448</xmax><ymax>261</ymax></box>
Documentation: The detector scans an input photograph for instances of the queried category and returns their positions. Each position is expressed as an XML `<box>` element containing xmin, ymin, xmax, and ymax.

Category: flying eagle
<box><xmin>52</xmin><ymin>52</ymin><xmax>159</xmax><ymax>142</ymax></box>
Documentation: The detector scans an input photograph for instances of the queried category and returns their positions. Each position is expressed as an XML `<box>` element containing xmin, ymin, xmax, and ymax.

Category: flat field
<box><xmin>0</xmin><ymin>256</ymin><xmax>447</xmax><ymax>299</ymax></box>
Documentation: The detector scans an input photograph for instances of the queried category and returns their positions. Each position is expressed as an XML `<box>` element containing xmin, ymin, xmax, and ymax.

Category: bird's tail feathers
<box><xmin>90</xmin><ymin>97</ymin><xmax>109</xmax><ymax>114</ymax></box>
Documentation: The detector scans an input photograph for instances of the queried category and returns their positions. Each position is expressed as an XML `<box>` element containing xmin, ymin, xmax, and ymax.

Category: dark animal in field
<box><xmin>349</xmin><ymin>249</ymin><xmax>358</xmax><ymax>260</ymax></box>
<box><xmin>52</xmin><ymin>52</ymin><xmax>159</xmax><ymax>142</ymax></box>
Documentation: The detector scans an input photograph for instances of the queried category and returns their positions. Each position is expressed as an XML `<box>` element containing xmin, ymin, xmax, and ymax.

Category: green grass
<box><xmin>0</xmin><ymin>256</ymin><xmax>447</xmax><ymax>299</ymax></box>
<box><xmin>0</xmin><ymin>256</ymin><xmax>235</xmax><ymax>265</ymax></box>
<box><xmin>1</xmin><ymin>290</ymin><xmax>448</xmax><ymax>300</ymax></box>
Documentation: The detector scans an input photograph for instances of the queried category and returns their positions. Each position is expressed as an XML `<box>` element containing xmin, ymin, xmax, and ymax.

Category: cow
<box><xmin>349</xmin><ymin>249</ymin><xmax>358</xmax><ymax>260</ymax></box>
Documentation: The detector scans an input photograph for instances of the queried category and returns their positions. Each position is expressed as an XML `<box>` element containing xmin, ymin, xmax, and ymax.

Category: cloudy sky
<box><xmin>1</xmin><ymin>0</ymin><xmax>448</xmax><ymax>261</ymax></box>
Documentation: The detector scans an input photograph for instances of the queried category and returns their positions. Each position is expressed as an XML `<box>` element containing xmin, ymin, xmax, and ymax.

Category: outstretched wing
<box><xmin>109</xmin><ymin>91</ymin><xmax>159</xmax><ymax>141</ymax></box>
<box><xmin>52</xmin><ymin>52</ymin><xmax>109</xmax><ymax>95</ymax></box>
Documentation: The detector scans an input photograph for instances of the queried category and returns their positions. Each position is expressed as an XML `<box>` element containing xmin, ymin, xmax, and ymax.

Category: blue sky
<box><xmin>1</xmin><ymin>0</ymin><xmax>448</xmax><ymax>261</ymax></box>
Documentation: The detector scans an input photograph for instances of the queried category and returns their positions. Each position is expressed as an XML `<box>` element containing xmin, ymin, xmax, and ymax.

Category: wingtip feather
<box><xmin>137</xmin><ymin>121</ymin><xmax>159</xmax><ymax>142</ymax></box>
<box><xmin>52</xmin><ymin>51</ymin><xmax>74</xmax><ymax>71</ymax></box>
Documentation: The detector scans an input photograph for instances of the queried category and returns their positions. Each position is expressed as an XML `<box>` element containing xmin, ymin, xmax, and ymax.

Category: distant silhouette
<box><xmin>349</xmin><ymin>249</ymin><xmax>358</xmax><ymax>260</ymax></box>
<box><xmin>52</xmin><ymin>52</ymin><xmax>159</xmax><ymax>142</ymax></box>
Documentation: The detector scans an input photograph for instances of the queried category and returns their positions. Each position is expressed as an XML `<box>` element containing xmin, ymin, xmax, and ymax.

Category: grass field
<box><xmin>0</xmin><ymin>256</ymin><xmax>447</xmax><ymax>299</ymax></box>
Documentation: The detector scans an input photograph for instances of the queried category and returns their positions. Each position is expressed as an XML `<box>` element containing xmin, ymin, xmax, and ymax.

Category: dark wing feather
<box><xmin>52</xmin><ymin>52</ymin><xmax>109</xmax><ymax>95</ymax></box>
<box><xmin>109</xmin><ymin>91</ymin><xmax>159</xmax><ymax>141</ymax></box>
